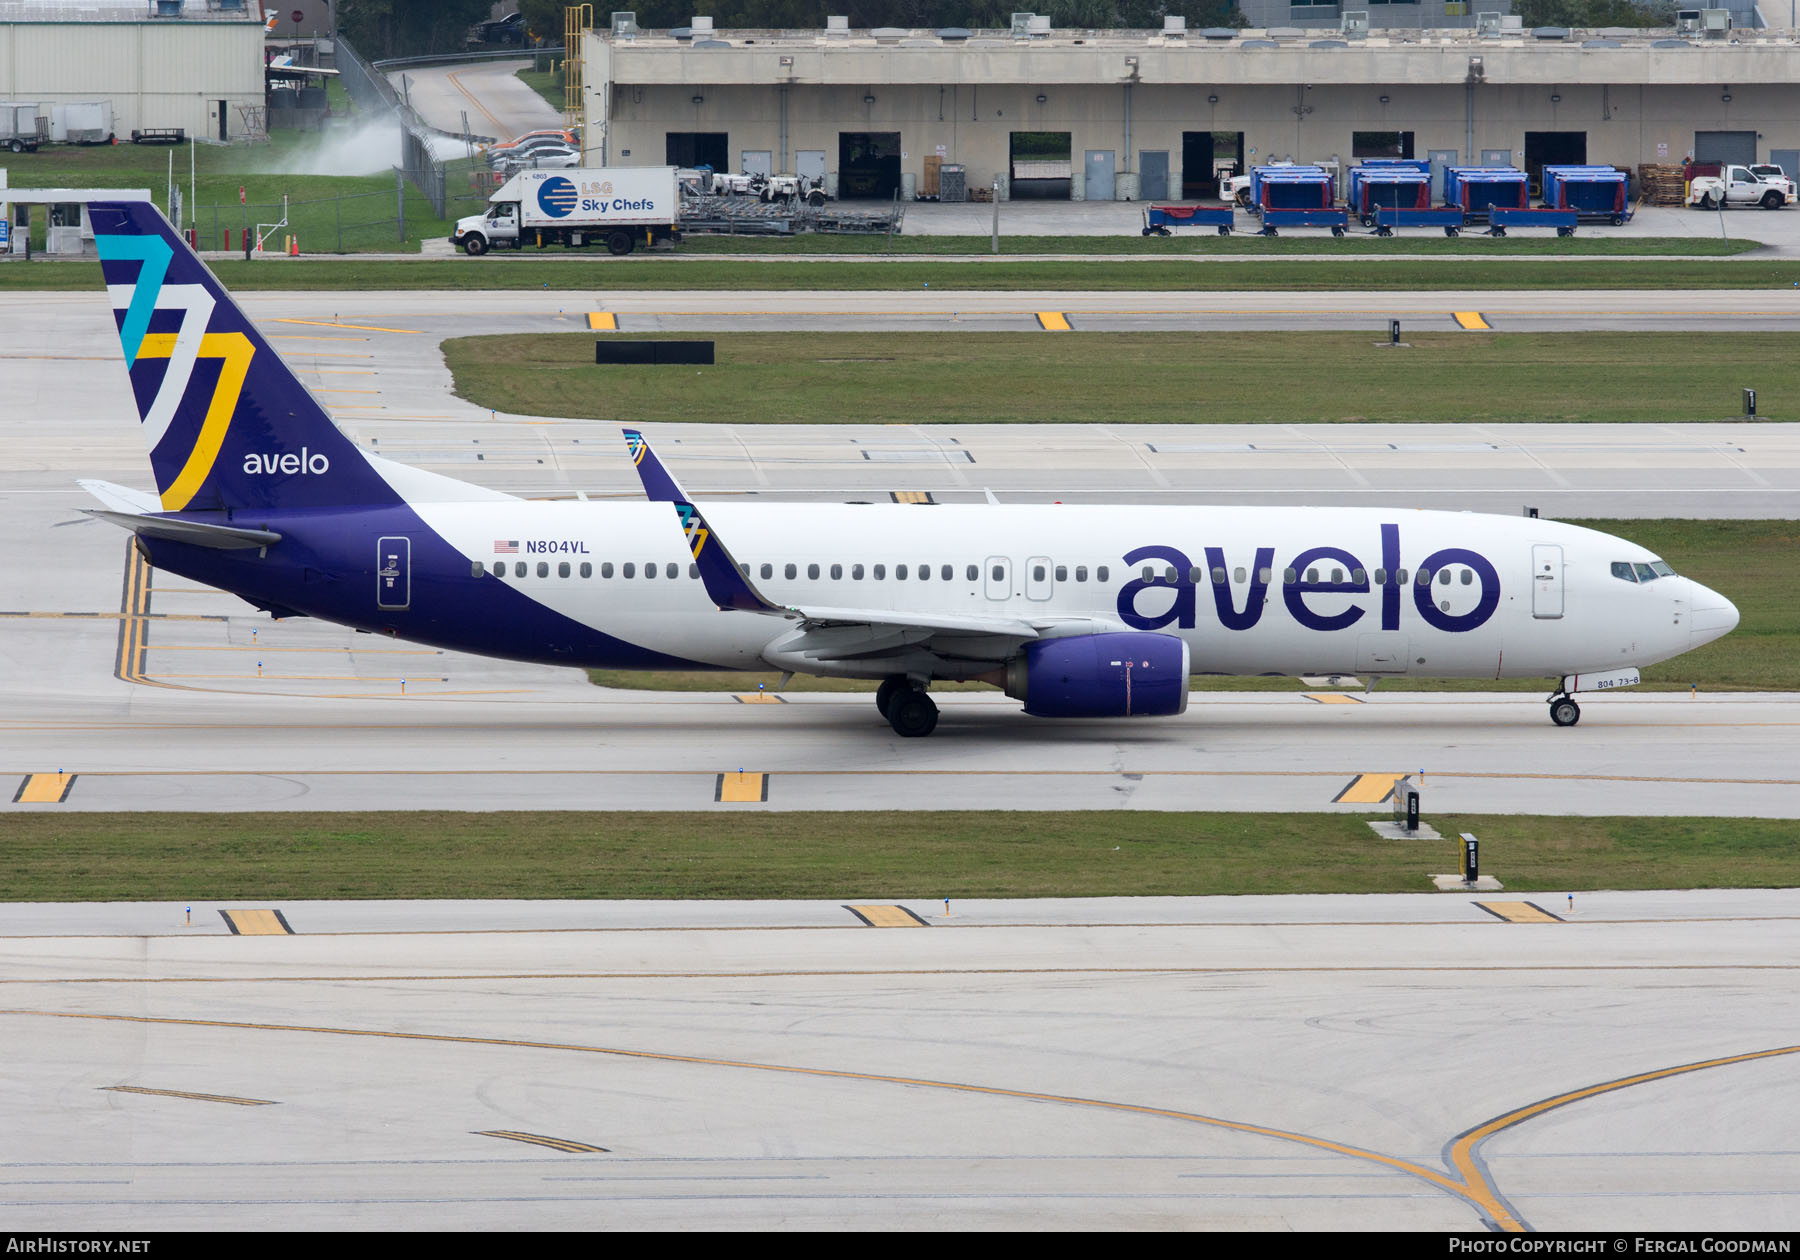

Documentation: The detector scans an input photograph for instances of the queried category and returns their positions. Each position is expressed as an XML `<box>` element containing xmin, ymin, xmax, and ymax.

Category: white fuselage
<box><xmin>413</xmin><ymin>501</ymin><xmax>1733</xmax><ymax>680</ymax></box>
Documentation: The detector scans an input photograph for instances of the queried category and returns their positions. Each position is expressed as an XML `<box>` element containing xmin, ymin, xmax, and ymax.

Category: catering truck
<box><xmin>451</xmin><ymin>166</ymin><xmax>681</xmax><ymax>256</ymax></box>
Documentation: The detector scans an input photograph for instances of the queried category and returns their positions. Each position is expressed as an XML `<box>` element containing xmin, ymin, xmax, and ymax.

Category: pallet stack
<box><xmin>1636</xmin><ymin>163</ymin><xmax>1688</xmax><ymax>206</ymax></box>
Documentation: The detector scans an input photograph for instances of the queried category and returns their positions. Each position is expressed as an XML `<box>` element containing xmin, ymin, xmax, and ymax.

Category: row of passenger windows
<box><xmin>470</xmin><ymin>558</ymin><xmax>1476</xmax><ymax>587</ymax></box>
<box><xmin>1611</xmin><ymin>560</ymin><xmax>1676</xmax><ymax>583</ymax></box>
<box><xmin>472</xmin><ymin>560</ymin><xmax>1116</xmax><ymax>582</ymax></box>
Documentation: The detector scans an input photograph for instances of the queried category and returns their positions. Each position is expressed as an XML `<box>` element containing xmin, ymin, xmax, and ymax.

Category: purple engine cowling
<box><xmin>1005</xmin><ymin>633</ymin><xmax>1191</xmax><ymax>718</ymax></box>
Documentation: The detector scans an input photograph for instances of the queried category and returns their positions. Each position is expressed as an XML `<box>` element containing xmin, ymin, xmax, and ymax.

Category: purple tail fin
<box><xmin>90</xmin><ymin>200</ymin><xmax>401</xmax><ymax>513</ymax></box>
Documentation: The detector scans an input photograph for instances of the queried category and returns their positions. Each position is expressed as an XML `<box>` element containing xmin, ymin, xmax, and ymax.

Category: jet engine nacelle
<box><xmin>1005</xmin><ymin>632</ymin><xmax>1191</xmax><ymax>718</ymax></box>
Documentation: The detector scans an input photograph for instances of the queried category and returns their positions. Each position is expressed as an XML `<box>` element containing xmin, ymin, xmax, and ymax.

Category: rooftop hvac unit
<box><xmin>1475</xmin><ymin>11</ymin><xmax>1501</xmax><ymax>34</ymax></box>
<box><xmin>1028</xmin><ymin>14</ymin><xmax>1051</xmax><ymax>35</ymax></box>
<box><xmin>1341</xmin><ymin>10</ymin><xmax>1369</xmax><ymax>36</ymax></box>
<box><xmin>1675</xmin><ymin>9</ymin><xmax>1702</xmax><ymax>34</ymax></box>
<box><xmin>826</xmin><ymin>15</ymin><xmax>849</xmax><ymax>32</ymax></box>
<box><xmin>1163</xmin><ymin>15</ymin><xmax>1186</xmax><ymax>34</ymax></box>
<box><xmin>153</xmin><ymin>0</ymin><xmax>181</xmax><ymax>16</ymax></box>
<box><xmin>1011</xmin><ymin>12</ymin><xmax>1034</xmax><ymax>36</ymax></box>
<box><xmin>1702</xmin><ymin>8</ymin><xmax>1731</xmax><ymax>34</ymax></box>
<box><xmin>611</xmin><ymin>11</ymin><xmax>639</xmax><ymax>37</ymax></box>
<box><xmin>1500</xmin><ymin>15</ymin><xmax>1523</xmax><ymax>29</ymax></box>
<box><xmin>690</xmin><ymin>16</ymin><xmax>713</xmax><ymax>32</ymax></box>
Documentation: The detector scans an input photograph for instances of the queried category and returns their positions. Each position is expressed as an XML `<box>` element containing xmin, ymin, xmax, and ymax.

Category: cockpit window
<box><xmin>1650</xmin><ymin>560</ymin><xmax>1676</xmax><ymax>578</ymax></box>
<box><xmin>1634</xmin><ymin>562</ymin><xmax>1657</xmax><ymax>582</ymax></box>
<box><xmin>1611</xmin><ymin>562</ymin><xmax>1637</xmax><ymax>583</ymax></box>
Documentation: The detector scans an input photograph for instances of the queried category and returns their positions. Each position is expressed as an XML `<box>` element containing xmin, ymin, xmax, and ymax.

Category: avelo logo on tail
<box><xmin>536</xmin><ymin>177</ymin><xmax>579</xmax><ymax>218</ymax></box>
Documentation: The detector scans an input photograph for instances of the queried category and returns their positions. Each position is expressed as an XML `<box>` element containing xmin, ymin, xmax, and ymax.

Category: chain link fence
<box><xmin>334</xmin><ymin>36</ymin><xmax>451</xmax><ymax>220</ymax></box>
<box><xmin>191</xmin><ymin>183</ymin><xmax>487</xmax><ymax>254</ymax></box>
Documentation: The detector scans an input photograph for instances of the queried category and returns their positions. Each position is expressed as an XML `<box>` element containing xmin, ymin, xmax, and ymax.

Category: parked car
<box><xmin>492</xmin><ymin>142</ymin><xmax>580</xmax><ymax>174</ymax></box>
<box><xmin>488</xmin><ymin>134</ymin><xmax>581</xmax><ymax>170</ymax></box>
<box><xmin>467</xmin><ymin>11</ymin><xmax>527</xmax><ymax>46</ymax></box>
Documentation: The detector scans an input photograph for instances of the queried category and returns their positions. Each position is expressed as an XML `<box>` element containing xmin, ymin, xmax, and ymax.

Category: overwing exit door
<box><xmin>378</xmin><ymin>536</ymin><xmax>411</xmax><ymax>610</ymax></box>
<box><xmin>1532</xmin><ymin>544</ymin><xmax>1563</xmax><ymax>619</ymax></box>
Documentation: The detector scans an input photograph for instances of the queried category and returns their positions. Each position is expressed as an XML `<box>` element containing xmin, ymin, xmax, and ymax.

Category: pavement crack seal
<box><xmin>4</xmin><ymin>1008</ymin><xmax>1792</xmax><ymax>1231</ymax></box>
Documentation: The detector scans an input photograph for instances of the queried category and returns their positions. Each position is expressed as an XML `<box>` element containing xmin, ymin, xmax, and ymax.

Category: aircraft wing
<box><xmin>619</xmin><ymin>430</ymin><xmax>1132</xmax><ymax>663</ymax></box>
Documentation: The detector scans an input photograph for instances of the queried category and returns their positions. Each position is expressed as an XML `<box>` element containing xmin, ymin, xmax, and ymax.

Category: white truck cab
<box><xmin>1688</xmin><ymin>164</ymin><xmax>1794</xmax><ymax>210</ymax></box>
<box><xmin>453</xmin><ymin>201</ymin><xmax>520</xmax><ymax>254</ymax></box>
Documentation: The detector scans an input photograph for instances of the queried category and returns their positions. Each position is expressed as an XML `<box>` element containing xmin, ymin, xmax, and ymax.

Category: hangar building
<box><xmin>580</xmin><ymin>14</ymin><xmax>1800</xmax><ymax>201</ymax></box>
<box><xmin>0</xmin><ymin>0</ymin><xmax>267</xmax><ymax>144</ymax></box>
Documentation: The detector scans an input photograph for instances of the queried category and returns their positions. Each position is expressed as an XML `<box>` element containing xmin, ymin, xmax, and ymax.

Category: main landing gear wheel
<box><xmin>875</xmin><ymin>675</ymin><xmax>906</xmax><ymax>720</ymax></box>
<box><xmin>1549</xmin><ymin>695</ymin><xmax>1581</xmax><ymax>727</ymax></box>
<box><xmin>888</xmin><ymin>689</ymin><xmax>939</xmax><ymax>738</ymax></box>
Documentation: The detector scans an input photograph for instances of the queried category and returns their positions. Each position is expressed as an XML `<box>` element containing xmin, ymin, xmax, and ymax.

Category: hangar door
<box><xmin>1183</xmin><ymin>131</ymin><xmax>1242</xmax><ymax>198</ymax></box>
<box><xmin>839</xmin><ymin>132</ymin><xmax>901</xmax><ymax>199</ymax></box>
<box><xmin>1524</xmin><ymin>132</ymin><xmax>1587</xmax><ymax>194</ymax></box>
<box><xmin>667</xmin><ymin>132</ymin><xmax>728</xmax><ymax>171</ymax></box>
<box><xmin>1694</xmin><ymin>131</ymin><xmax>1756</xmax><ymax>166</ymax></box>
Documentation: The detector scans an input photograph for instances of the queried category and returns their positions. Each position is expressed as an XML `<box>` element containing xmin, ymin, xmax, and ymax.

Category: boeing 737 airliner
<box><xmin>79</xmin><ymin>200</ymin><xmax>1739</xmax><ymax>736</ymax></box>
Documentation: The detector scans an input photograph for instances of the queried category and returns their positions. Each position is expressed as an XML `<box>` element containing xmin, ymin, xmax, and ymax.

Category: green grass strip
<box><xmin>3</xmin><ymin>811</ymin><xmax>1794</xmax><ymax>902</ymax></box>
<box><xmin>7</xmin><ymin>257</ymin><xmax>1800</xmax><ymax>292</ymax></box>
<box><xmin>445</xmin><ymin>331</ymin><xmax>1797</xmax><ymax>425</ymax></box>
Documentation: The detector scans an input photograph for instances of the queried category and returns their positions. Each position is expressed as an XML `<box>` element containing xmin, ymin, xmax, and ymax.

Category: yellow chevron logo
<box><xmin>135</xmin><ymin>331</ymin><xmax>256</xmax><ymax>511</ymax></box>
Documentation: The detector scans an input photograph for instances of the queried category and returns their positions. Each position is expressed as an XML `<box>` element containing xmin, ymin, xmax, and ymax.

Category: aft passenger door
<box><xmin>1531</xmin><ymin>544</ymin><xmax>1563</xmax><ymax>619</ymax></box>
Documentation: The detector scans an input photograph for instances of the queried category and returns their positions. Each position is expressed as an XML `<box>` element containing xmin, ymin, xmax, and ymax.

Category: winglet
<box><xmin>622</xmin><ymin>428</ymin><xmax>783</xmax><ymax>614</ymax></box>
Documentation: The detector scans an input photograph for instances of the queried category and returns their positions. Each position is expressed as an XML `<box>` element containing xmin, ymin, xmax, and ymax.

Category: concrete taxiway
<box><xmin>1</xmin><ymin>282</ymin><xmax>1796</xmax><ymax>816</ymax></box>
<box><xmin>3</xmin><ymin>891</ymin><xmax>1798</xmax><ymax>1231</ymax></box>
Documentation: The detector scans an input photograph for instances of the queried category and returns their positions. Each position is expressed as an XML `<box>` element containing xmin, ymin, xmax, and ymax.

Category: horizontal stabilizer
<box><xmin>82</xmin><ymin>508</ymin><xmax>282</xmax><ymax>551</ymax></box>
<box><xmin>76</xmin><ymin>478</ymin><xmax>161</xmax><ymax>515</ymax></box>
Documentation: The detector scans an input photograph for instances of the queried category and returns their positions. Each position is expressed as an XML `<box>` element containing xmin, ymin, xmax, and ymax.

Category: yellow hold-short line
<box><xmin>221</xmin><ymin>909</ymin><xmax>294</xmax><ymax>936</ymax></box>
<box><xmin>1036</xmin><ymin>311</ymin><xmax>1072</xmax><ymax>331</ymax></box>
<box><xmin>1303</xmin><ymin>693</ymin><xmax>1363</xmax><ymax>705</ymax></box>
<box><xmin>890</xmin><ymin>490</ymin><xmax>934</xmax><ymax>504</ymax></box>
<box><xmin>13</xmin><ymin>773</ymin><xmax>75</xmax><ymax>803</ymax></box>
<box><xmin>846</xmin><ymin>904</ymin><xmax>929</xmax><ymax>927</ymax></box>
<box><xmin>733</xmin><ymin>692</ymin><xmax>786</xmax><ymax>704</ymax></box>
<box><xmin>587</xmin><ymin>312</ymin><xmax>617</xmax><ymax>331</ymax></box>
<box><xmin>1453</xmin><ymin>311</ymin><xmax>1492</xmax><ymax>330</ymax></box>
<box><xmin>715</xmin><ymin>771</ymin><xmax>768</xmax><ymax>803</ymax></box>
<box><xmin>1475</xmin><ymin>901</ymin><xmax>1564</xmax><ymax>924</ymax></box>
<box><xmin>1333</xmin><ymin>772</ymin><xmax>1405</xmax><ymax>804</ymax></box>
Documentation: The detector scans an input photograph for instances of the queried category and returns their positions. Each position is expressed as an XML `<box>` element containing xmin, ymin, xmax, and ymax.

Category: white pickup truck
<box><xmin>1687</xmin><ymin>163</ymin><xmax>1795</xmax><ymax>210</ymax></box>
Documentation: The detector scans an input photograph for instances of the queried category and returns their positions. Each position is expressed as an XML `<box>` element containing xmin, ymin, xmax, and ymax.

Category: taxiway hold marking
<box><xmin>716</xmin><ymin>771</ymin><xmax>768</xmax><ymax>803</ymax></box>
<box><xmin>102</xmin><ymin>1085</ymin><xmax>276</xmax><ymax>1106</ymax></box>
<box><xmin>1333</xmin><ymin>772</ymin><xmax>1404</xmax><ymax>804</ymax></box>
<box><xmin>220</xmin><ymin>909</ymin><xmax>294</xmax><ymax>936</ymax></box>
<box><xmin>477</xmin><ymin>1129</ymin><xmax>608</xmax><ymax>1153</ymax></box>
<box><xmin>1304</xmin><ymin>693</ymin><xmax>1363</xmax><ymax>705</ymax></box>
<box><xmin>845</xmin><ymin>904</ymin><xmax>930</xmax><ymax>928</ymax></box>
<box><xmin>1036</xmin><ymin>312</ymin><xmax>1072</xmax><ymax>331</ymax></box>
<box><xmin>270</xmin><ymin>318</ymin><xmax>422</xmax><ymax>335</ymax></box>
<box><xmin>588</xmin><ymin>312</ymin><xmax>617</xmax><ymax>331</ymax></box>
<box><xmin>12</xmin><ymin>773</ymin><xmax>75</xmax><ymax>803</ymax></box>
<box><xmin>1453</xmin><ymin>311</ymin><xmax>1492</xmax><ymax>331</ymax></box>
<box><xmin>733</xmin><ymin>692</ymin><xmax>786</xmax><ymax>704</ymax></box>
<box><xmin>890</xmin><ymin>490</ymin><xmax>934</xmax><ymax>504</ymax></box>
<box><xmin>1475</xmin><ymin>901</ymin><xmax>1564</xmax><ymax>924</ymax></box>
